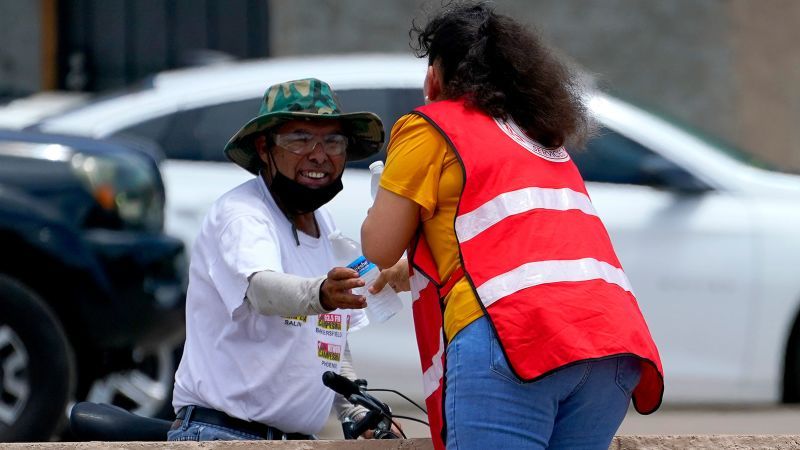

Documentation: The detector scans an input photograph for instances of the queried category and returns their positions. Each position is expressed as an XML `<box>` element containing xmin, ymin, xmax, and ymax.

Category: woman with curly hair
<box><xmin>362</xmin><ymin>2</ymin><xmax>664</xmax><ymax>449</ymax></box>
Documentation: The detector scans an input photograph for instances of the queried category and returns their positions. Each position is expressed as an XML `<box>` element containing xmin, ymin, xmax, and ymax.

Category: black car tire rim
<box><xmin>85</xmin><ymin>333</ymin><xmax>183</xmax><ymax>419</ymax></box>
<box><xmin>85</xmin><ymin>345</ymin><xmax>172</xmax><ymax>416</ymax></box>
<box><xmin>0</xmin><ymin>325</ymin><xmax>30</xmax><ymax>427</ymax></box>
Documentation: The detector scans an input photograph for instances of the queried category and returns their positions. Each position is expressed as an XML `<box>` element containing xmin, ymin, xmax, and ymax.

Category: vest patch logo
<box><xmin>317</xmin><ymin>342</ymin><xmax>342</xmax><ymax>362</ymax></box>
<box><xmin>494</xmin><ymin>118</ymin><xmax>570</xmax><ymax>162</ymax></box>
<box><xmin>283</xmin><ymin>315</ymin><xmax>307</xmax><ymax>327</ymax></box>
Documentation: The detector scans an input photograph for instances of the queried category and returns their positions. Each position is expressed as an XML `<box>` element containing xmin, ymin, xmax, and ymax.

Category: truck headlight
<box><xmin>71</xmin><ymin>152</ymin><xmax>164</xmax><ymax>231</ymax></box>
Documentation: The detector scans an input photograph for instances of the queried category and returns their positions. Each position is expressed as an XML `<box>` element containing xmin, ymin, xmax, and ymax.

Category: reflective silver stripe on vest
<box><xmin>410</xmin><ymin>272</ymin><xmax>428</xmax><ymax>304</ymax></box>
<box><xmin>455</xmin><ymin>187</ymin><xmax>597</xmax><ymax>243</ymax></box>
<box><xmin>409</xmin><ymin>272</ymin><xmax>445</xmax><ymax>398</ymax></box>
<box><xmin>476</xmin><ymin>258</ymin><xmax>633</xmax><ymax>307</ymax></box>
<box><xmin>422</xmin><ymin>333</ymin><xmax>445</xmax><ymax>398</ymax></box>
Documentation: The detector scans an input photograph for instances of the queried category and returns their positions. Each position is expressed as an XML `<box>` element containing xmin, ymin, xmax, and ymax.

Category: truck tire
<box><xmin>0</xmin><ymin>275</ymin><xmax>76</xmax><ymax>442</ymax></box>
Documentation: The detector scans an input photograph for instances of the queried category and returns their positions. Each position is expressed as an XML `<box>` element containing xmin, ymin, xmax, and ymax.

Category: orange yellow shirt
<box><xmin>380</xmin><ymin>113</ymin><xmax>483</xmax><ymax>341</ymax></box>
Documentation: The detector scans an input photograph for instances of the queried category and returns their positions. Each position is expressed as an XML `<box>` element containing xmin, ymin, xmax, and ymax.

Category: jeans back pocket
<box><xmin>488</xmin><ymin>324</ymin><xmax>524</xmax><ymax>385</ymax></box>
<box><xmin>615</xmin><ymin>356</ymin><xmax>642</xmax><ymax>397</ymax></box>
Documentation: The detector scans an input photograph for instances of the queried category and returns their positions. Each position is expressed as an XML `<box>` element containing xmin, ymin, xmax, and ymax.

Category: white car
<box><xmin>21</xmin><ymin>54</ymin><xmax>800</xmax><ymax>407</ymax></box>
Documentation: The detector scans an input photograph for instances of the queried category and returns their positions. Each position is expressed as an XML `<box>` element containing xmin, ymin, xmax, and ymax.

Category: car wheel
<box><xmin>0</xmin><ymin>275</ymin><xmax>76</xmax><ymax>442</ymax></box>
<box><xmin>84</xmin><ymin>338</ymin><xmax>183</xmax><ymax>419</ymax></box>
<box><xmin>783</xmin><ymin>313</ymin><xmax>800</xmax><ymax>403</ymax></box>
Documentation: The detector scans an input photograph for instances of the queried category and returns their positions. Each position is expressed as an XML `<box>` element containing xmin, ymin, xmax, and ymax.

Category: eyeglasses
<box><xmin>273</xmin><ymin>132</ymin><xmax>349</xmax><ymax>156</ymax></box>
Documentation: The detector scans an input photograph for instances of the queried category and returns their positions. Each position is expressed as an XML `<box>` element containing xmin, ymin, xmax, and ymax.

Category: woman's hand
<box><xmin>361</xmin><ymin>420</ymin><xmax>404</xmax><ymax>439</ymax></box>
<box><xmin>369</xmin><ymin>259</ymin><xmax>410</xmax><ymax>294</ymax></box>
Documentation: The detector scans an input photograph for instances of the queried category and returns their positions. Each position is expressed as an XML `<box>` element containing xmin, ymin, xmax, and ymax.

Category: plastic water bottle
<box><xmin>369</xmin><ymin>160</ymin><xmax>384</xmax><ymax>200</ymax></box>
<box><xmin>328</xmin><ymin>230</ymin><xmax>402</xmax><ymax>323</ymax></box>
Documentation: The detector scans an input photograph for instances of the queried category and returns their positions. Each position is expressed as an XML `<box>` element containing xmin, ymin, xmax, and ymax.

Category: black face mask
<box><xmin>267</xmin><ymin>167</ymin><xmax>343</xmax><ymax>215</ymax></box>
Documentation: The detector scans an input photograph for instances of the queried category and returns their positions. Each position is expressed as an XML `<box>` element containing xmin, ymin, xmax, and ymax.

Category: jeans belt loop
<box><xmin>181</xmin><ymin>405</ymin><xmax>195</xmax><ymax>431</ymax></box>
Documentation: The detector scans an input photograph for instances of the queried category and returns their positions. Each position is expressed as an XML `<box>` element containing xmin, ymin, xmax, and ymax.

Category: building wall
<box><xmin>0</xmin><ymin>0</ymin><xmax>271</xmax><ymax>96</ymax></box>
<box><xmin>0</xmin><ymin>0</ymin><xmax>45</xmax><ymax>97</ymax></box>
<box><xmin>1</xmin><ymin>0</ymin><xmax>798</xmax><ymax>171</ymax></box>
<box><xmin>269</xmin><ymin>0</ymin><xmax>429</xmax><ymax>56</ymax></box>
<box><xmin>730</xmin><ymin>0</ymin><xmax>800</xmax><ymax>170</ymax></box>
<box><xmin>269</xmin><ymin>0</ymin><xmax>800</xmax><ymax>172</ymax></box>
<box><xmin>507</xmin><ymin>0</ymin><xmax>737</xmax><ymax>152</ymax></box>
<box><xmin>57</xmin><ymin>0</ymin><xmax>271</xmax><ymax>91</ymax></box>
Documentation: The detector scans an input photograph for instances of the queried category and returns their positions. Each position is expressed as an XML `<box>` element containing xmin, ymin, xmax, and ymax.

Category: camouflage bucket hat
<box><xmin>224</xmin><ymin>78</ymin><xmax>385</xmax><ymax>174</ymax></box>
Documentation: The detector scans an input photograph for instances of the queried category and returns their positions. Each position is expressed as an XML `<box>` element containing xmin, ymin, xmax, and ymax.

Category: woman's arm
<box><xmin>363</xmin><ymin>113</ymin><xmax>442</xmax><ymax>269</ymax></box>
<box><xmin>361</xmin><ymin>187</ymin><xmax>419</xmax><ymax>269</ymax></box>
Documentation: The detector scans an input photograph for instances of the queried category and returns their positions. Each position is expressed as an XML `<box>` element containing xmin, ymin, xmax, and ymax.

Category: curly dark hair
<box><xmin>411</xmin><ymin>1</ymin><xmax>591</xmax><ymax>148</ymax></box>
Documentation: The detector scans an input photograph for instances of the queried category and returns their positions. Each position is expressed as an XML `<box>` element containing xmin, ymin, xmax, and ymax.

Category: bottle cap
<box><xmin>368</xmin><ymin>160</ymin><xmax>385</xmax><ymax>173</ymax></box>
<box><xmin>328</xmin><ymin>229</ymin><xmax>342</xmax><ymax>240</ymax></box>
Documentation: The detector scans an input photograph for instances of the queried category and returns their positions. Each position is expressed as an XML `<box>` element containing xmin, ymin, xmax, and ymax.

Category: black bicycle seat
<box><xmin>69</xmin><ymin>401</ymin><xmax>172</xmax><ymax>441</ymax></box>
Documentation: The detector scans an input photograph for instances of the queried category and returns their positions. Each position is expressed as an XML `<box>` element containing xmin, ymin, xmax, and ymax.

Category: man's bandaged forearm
<box><xmin>246</xmin><ymin>270</ymin><xmax>329</xmax><ymax>316</ymax></box>
<box><xmin>334</xmin><ymin>343</ymin><xmax>369</xmax><ymax>423</ymax></box>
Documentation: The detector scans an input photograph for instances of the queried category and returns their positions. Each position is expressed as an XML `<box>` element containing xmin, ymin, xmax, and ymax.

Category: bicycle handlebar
<box><xmin>322</xmin><ymin>371</ymin><xmax>401</xmax><ymax>439</ymax></box>
<box><xmin>322</xmin><ymin>371</ymin><xmax>361</xmax><ymax>398</ymax></box>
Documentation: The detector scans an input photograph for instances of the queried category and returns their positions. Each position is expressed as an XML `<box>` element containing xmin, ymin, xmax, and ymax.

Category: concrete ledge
<box><xmin>3</xmin><ymin>436</ymin><xmax>800</xmax><ymax>449</ymax></box>
<box><xmin>0</xmin><ymin>441</ymin><xmax>419</xmax><ymax>450</ymax></box>
<box><xmin>612</xmin><ymin>435</ymin><xmax>800</xmax><ymax>449</ymax></box>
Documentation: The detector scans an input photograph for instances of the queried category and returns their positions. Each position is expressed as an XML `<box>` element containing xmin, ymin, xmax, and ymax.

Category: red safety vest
<box><xmin>407</xmin><ymin>100</ymin><xmax>664</xmax><ymax>450</ymax></box>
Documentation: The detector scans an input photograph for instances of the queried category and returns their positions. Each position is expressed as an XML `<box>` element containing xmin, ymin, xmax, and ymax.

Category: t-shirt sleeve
<box><xmin>380</xmin><ymin>114</ymin><xmax>450</xmax><ymax>221</ymax></box>
<box><xmin>209</xmin><ymin>214</ymin><xmax>283</xmax><ymax>317</ymax></box>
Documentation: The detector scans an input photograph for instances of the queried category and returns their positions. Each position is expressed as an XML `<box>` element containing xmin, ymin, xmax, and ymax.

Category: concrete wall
<box><xmin>268</xmin><ymin>0</ymin><xmax>429</xmax><ymax>56</ymax></box>
<box><xmin>0</xmin><ymin>0</ymin><xmax>45</xmax><ymax>97</ymax></box>
<box><xmin>269</xmin><ymin>0</ymin><xmax>800</xmax><ymax>172</ymax></box>
<box><xmin>1</xmin><ymin>1</ymin><xmax>798</xmax><ymax>170</ymax></box>
<box><xmin>729</xmin><ymin>0</ymin><xmax>800</xmax><ymax>170</ymax></box>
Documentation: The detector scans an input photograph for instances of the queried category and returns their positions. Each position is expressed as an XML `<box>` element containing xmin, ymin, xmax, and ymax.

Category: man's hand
<box><xmin>320</xmin><ymin>267</ymin><xmax>367</xmax><ymax>310</ymax></box>
<box><xmin>360</xmin><ymin>420</ymin><xmax>403</xmax><ymax>439</ymax></box>
<box><xmin>369</xmin><ymin>259</ymin><xmax>410</xmax><ymax>294</ymax></box>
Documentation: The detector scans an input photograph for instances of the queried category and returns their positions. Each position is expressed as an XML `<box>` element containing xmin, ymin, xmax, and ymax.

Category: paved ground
<box><xmin>319</xmin><ymin>405</ymin><xmax>800</xmax><ymax>439</ymax></box>
<box><xmin>618</xmin><ymin>405</ymin><xmax>800</xmax><ymax>435</ymax></box>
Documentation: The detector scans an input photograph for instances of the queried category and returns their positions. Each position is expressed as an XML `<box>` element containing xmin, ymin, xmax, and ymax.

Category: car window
<box><xmin>337</xmin><ymin>88</ymin><xmax>424</xmax><ymax>168</ymax></box>
<box><xmin>572</xmin><ymin>127</ymin><xmax>701</xmax><ymax>189</ymax></box>
<box><xmin>114</xmin><ymin>99</ymin><xmax>257</xmax><ymax>162</ymax></box>
<box><xmin>113</xmin><ymin>88</ymin><xmax>424</xmax><ymax>165</ymax></box>
<box><xmin>185</xmin><ymin>99</ymin><xmax>261</xmax><ymax>161</ymax></box>
<box><xmin>115</xmin><ymin>113</ymin><xmax>174</xmax><ymax>153</ymax></box>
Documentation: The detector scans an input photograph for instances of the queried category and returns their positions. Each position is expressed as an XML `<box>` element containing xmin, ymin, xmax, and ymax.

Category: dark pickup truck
<box><xmin>0</xmin><ymin>130</ymin><xmax>185</xmax><ymax>441</ymax></box>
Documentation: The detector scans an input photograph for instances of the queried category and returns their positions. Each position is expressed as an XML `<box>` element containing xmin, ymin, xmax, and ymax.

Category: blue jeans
<box><xmin>167</xmin><ymin>406</ymin><xmax>266</xmax><ymax>441</ymax></box>
<box><xmin>444</xmin><ymin>316</ymin><xmax>641</xmax><ymax>450</ymax></box>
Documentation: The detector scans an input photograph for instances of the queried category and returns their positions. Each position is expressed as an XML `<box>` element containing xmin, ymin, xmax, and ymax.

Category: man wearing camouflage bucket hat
<box><xmin>169</xmin><ymin>78</ymin><xmax>389</xmax><ymax>441</ymax></box>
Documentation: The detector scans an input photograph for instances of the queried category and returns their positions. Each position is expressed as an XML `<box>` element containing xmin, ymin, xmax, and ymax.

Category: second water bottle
<box><xmin>328</xmin><ymin>230</ymin><xmax>403</xmax><ymax>323</ymax></box>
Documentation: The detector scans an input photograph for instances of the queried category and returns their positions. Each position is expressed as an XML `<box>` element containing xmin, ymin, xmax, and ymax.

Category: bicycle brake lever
<box><xmin>344</xmin><ymin>410</ymin><xmax>383</xmax><ymax>439</ymax></box>
<box><xmin>349</xmin><ymin>393</ymin><xmax>390</xmax><ymax>416</ymax></box>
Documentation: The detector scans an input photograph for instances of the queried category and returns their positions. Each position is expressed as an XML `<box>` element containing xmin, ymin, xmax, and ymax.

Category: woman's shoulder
<box><xmin>390</xmin><ymin>112</ymin><xmax>436</xmax><ymax>136</ymax></box>
<box><xmin>389</xmin><ymin>112</ymin><xmax>447</xmax><ymax>151</ymax></box>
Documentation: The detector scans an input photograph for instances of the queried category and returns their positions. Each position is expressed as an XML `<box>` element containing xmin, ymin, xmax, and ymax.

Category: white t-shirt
<box><xmin>172</xmin><ymin>176</ymin><xmax>367</xmax><ymax>435</ymax></box>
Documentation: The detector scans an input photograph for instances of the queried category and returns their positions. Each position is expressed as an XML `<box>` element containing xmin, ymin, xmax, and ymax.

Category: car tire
<box><xmin>783</xmin><ymin>313</ymin><xmax>800</xmax><ymax>403</ymax></box>
<box><xmin>85</xmin><ymin>338</ymin><xmax>183</xmax><ymax>420</ymax></box>
<box><xmin>0</xmin><ymin>274</ymin><xmax>76</xmax><ymax>442</ymax></box>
